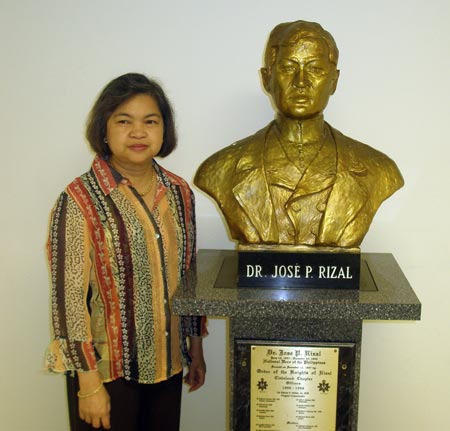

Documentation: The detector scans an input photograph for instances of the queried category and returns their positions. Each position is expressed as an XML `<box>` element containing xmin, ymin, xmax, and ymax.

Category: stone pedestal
<box><xmin>172</xmin><ymin>250</ymin><xmax>421</xmax><ymax>431</ymax></box>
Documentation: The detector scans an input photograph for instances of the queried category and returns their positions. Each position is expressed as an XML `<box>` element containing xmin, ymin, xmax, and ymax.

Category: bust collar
<box><xmin>274</xmin><ymin>114</ymin><xmax>325</xmax><ymax>144</ymax></box>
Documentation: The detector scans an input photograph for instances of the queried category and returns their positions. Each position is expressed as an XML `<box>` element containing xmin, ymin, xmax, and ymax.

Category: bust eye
<box><xmin>280</xmin><ymin>65</ymin><xmax>296</xmax><ymax>74</ymax></box>
<box><xmin>309</xmin><ymin>67</ymin><xmax>325</xmax><ymax>74</ymax></box>
<box><xmin>306</xmin><ymin>61</ymin><xmax>328</xmax><ymax>75</ymax></box>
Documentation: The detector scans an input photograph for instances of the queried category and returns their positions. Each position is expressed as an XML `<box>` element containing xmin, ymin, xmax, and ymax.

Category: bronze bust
<box><xmin>194</xmin><ymin>20</ymin><xmax>403</xmax><ymax>248</ymax></box>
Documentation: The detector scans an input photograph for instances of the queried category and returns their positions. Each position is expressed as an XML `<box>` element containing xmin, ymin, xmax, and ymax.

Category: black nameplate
<box><xmin>237</xmin><ymin>251</ymin><xmax>360</xmax><ymax>289</ymax></box>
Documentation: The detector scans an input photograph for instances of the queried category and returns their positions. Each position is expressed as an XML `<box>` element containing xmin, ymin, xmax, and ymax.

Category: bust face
<box><xmin>263</xmin><ymin>36</ymin><xmax>339</xmax><ymax>120</ymax></box>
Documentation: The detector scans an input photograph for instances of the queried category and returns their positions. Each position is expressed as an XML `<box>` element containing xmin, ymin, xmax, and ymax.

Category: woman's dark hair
<box><xmin>86</xmin><ymin>73</ymin><xmax>177</xmax><ymax>157</ymax></box>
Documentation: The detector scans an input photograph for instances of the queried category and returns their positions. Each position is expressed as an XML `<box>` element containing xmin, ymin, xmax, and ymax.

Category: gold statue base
<box><xmin>238</xmin><ymin>243</ymin><xmax>360</xmax><ymax>254</ymax></box>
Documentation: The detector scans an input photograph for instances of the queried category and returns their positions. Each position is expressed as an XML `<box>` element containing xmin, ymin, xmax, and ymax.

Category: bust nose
<box><xmin>293</xmin><ymin>67</ymin><xmax>308</xmax><ymax>88</ymax></box>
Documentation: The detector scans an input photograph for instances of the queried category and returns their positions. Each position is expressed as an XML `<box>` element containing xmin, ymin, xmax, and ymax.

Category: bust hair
<box><xmin>86</xmin><ymin>73</ymin><xmax>177</xmax><ymax>157</ymax></box>
<box><xmin>264</xmin><ymin>20</ymin><xmax>339</xmax><ymax>69</ymax></box>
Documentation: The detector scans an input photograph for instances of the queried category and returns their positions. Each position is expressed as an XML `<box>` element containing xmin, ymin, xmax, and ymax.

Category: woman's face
<box><xmin>106</xmin><ymin>94</ymin><xmax>164</xmax><ymax>167</ymax></box>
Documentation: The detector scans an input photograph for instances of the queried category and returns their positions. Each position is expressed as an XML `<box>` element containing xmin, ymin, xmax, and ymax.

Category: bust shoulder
<box><xmin>330</xmin><ymin>125</ymin><xmax>393</xmax><ymax>162</ymax></box>
<box><xmin>329</xmin><ymin>124</ymin><xmax>404</xmax><ymax>195</ymax></box>
<box><xmin>194</xmin><ymin>123</ymin><xmax>272</xmax><ymax>192</ymax></box>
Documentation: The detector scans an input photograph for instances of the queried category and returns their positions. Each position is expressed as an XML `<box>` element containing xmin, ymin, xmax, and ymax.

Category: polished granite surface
<box><xmin>172</xmin><ymin>249</ymin><xmax>421</xmax><ymax>321</ymax></box>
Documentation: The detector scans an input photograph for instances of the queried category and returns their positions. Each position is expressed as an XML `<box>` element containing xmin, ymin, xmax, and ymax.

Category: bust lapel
<box><xmin>319</xmin><ymin>127</ymin><xmax>369</xmax><ymax>244</ymax></box>
<box><xmin>232</xmin><ymin>126</ymin><xmax>278</xmax><ymax>242</ymax></box>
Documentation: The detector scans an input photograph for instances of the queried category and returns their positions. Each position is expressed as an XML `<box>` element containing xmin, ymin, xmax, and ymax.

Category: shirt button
<box><xmin>316</xmin><ymin>202</ymin><xmax>327</xmax><ymax>212</ymax></box>
<box><xmin>165</xmin><ymin>331</ymin><xmax>169</xmax><ymax>337</ymax></box>
<box><xmin>155</xmin><ymin>233</ymin><xmax>160</xmax><ymax>239</ymax></box>
<box><xmin>164</xmin><ymin>299</ymin><xmax>167</xmax><ymax>304</ymax></box>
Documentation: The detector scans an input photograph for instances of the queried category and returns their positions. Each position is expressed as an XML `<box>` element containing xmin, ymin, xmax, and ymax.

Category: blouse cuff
<box><xmin>182</xmin><ymin>316</ymin><xmax>208</xmax><ymax>338</ymax></box>
<box><xmin>45</xmin><ymin>338</ymin><xmax>98</xmax><ymax>373</ymax></box>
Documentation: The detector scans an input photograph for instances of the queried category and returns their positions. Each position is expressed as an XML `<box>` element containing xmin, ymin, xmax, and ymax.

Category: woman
<box><xmin>45</xmin><ymin>73</ymin><xmax>207</xmax><ymax>430</ymax></box>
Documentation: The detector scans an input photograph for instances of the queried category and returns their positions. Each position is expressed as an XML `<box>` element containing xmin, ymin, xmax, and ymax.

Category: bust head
<box><xmin>261</xmin><ymin>21</ymin><xmax>340</xmax><ymax>120</ymax></box>
<box><xmin>194</xmin><ymin>20</ymin><xmax>404</xmax><ymax>248</ymax></box>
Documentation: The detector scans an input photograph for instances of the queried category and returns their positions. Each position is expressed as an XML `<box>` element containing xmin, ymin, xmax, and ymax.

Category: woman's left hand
<box><xmin>184</xmin><ymin>336</ymin><xmax>206</xmax><ymax>392</ymax></box>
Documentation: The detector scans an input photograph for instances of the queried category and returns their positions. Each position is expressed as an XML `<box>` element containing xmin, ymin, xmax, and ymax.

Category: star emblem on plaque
<box><xmin>318</xmin><ymin>380</ymin><xmax>331</xmax><ymax>393</ymax></box>
<box><xmin>257</xmin><ymin>378</ymin><xmax>269</xmax><ymax>392</ymax></box>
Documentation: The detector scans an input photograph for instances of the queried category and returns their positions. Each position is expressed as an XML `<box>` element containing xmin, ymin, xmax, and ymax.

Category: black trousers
<box><xmin>66</xmin><ymin>372</ymin><xmax>183</xmax><ymax>431</ymax></box>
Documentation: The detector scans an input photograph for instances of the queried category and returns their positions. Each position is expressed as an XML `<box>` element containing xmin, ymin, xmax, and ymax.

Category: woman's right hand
<box><xmin>77</xmin><ymin>371</ymin><xmax>111</xmax><ymax>429</ymax></box>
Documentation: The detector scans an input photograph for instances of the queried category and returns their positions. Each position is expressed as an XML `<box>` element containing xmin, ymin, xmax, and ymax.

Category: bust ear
<box><xmin>260</xmin><ymin>68</ymin><xmax>270</xmax><ymax>92</ymax></box>
<box><xmin>330</xmin><ymin>69</ymin><xmax>340</xmax><ymax>95</ymax></box>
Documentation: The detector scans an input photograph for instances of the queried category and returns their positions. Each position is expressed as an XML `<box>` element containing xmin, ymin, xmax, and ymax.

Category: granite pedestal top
<box><xmin>172</xmin><ymin>249</ymin><xmax>421</xmax><ymax>321</ymax></box>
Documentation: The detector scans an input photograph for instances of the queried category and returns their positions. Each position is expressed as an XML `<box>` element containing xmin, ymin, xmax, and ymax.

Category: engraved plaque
<box><xmin>234</xmin><ymin>340</ymin><xmax>355</xmax><ymax>431</ymax></box>
<box><xmin>251</xmin><ymin>345</ymin><xmax>338</xmax><ymax>430</ymax></box>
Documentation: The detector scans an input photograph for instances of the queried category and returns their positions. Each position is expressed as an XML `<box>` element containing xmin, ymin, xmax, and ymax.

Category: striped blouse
<box><xmin>45</xmin><ymin>155</ymin><xmax>206</xmax><ymax>384</ymax></box>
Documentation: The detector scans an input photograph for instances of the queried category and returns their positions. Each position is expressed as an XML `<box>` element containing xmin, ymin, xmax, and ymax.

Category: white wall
<box><xmin>1</xmin><ymin>0</ymin><xmax>448</xmax><ymax>429</ymax></box>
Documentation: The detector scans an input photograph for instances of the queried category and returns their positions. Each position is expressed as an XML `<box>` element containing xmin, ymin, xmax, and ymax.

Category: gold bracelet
<box><xmin>77</xmin><ymin>382</ymin><xmax>103</xmax><ymax>399</ymax></box>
